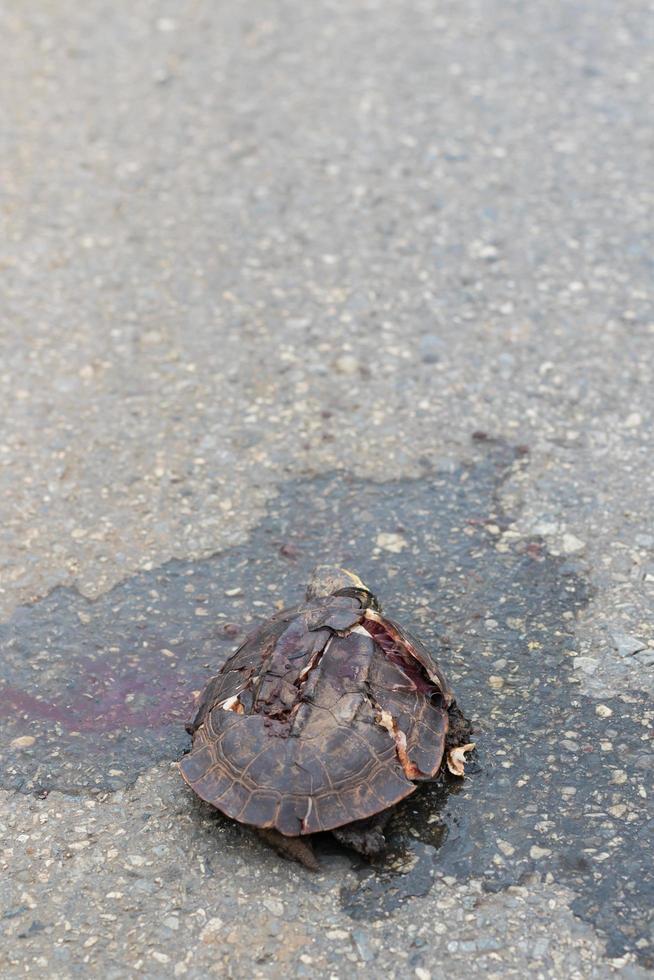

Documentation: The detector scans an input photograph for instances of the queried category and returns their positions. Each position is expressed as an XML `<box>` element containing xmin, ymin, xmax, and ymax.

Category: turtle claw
<box><xmin>256</xmin><ymin>828</ymin><xmax>321</xmax><ymax>871</ymax></box>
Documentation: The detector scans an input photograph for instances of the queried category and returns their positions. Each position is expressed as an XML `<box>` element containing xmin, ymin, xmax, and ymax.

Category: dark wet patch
<box><xmin>1</xmin><ymin>442</ymin><xmax>652</xmax><ymax>964</ymax></box>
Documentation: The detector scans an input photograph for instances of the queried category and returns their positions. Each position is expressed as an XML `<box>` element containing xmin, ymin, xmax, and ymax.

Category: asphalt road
<box><xmin>1</xmin><ymin>1</ymin><xmax>653</xmax><ymax>977</ymax></box>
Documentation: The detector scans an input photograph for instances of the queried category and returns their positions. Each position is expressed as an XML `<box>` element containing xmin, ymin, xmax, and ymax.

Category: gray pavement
<box><xmin>1</xmin><ymin>0</ymin><xmax>653</xmax><ymax>976</ymax></box>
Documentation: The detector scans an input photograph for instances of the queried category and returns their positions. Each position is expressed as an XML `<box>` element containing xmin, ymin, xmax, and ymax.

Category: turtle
<box><xmin>179</xmin><ymin>566</ymin><xmax>474</xmax><ymax>869</ymax></box>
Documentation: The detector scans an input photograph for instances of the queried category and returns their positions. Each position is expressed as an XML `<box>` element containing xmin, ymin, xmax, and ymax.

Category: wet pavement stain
<box><xmin>0</xmin><ymin>442</ymin><xmax>652</xmax><ymax>965</ymax></box>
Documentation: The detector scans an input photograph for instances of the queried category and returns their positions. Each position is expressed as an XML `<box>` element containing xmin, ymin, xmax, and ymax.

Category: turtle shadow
<box><xmin>187</xmin><ymin>761</ymin><xmax>477</xmax><ymax>893</ymax></box>
<box><xmin>336</xmin><ymin>767</ymin><xmax>479</xmax><ymax>917</ymax></box>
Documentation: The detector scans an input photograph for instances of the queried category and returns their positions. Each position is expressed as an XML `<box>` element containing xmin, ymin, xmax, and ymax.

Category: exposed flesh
<box><xmin>375</xmin><ymin>706</ymin><xmax>425</xmax><ymax>780</ymax></box>
<box><xmin>446</xmin><ymin>742</ymin><xmax>476</xmax><ymax>776</ymax></box>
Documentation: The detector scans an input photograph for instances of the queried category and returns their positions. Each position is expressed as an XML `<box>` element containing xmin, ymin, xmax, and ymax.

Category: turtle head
<box><xmin>306</xmin><ymin>565</ymin><xmax>381</xmax><ymax>611</ymax></box>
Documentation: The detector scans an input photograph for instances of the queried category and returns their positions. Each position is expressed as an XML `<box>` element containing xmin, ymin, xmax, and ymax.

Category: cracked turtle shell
<box><xmin>179</xmin><ymin>582</ymin><xmax>456</xmax><ymax>837</ymax></box>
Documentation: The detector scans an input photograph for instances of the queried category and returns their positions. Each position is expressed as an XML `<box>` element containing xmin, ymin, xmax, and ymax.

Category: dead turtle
<box><xmin>179</xmin><ymin>566</ymin><xmax>474</xmax><ymax>869</ymax></box>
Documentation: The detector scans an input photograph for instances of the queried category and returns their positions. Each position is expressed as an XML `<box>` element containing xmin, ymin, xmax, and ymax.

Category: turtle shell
<box><xmin>179</xmin><ymin>588</ymin><xmax>454</xmax><ymax>837</ymax></box>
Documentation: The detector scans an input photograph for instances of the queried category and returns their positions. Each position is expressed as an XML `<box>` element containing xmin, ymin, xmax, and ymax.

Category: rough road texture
<box><xmin>1</xmin><ymin>1</ymin><xmax>653</xmax><ymax>977</ymax></box>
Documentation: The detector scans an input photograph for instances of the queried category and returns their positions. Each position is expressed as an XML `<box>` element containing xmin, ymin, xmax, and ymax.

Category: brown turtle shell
<box><xmin>179</xmin><ymin>589</ymin><xmax>454</xmax><ymax>837</ymax></box>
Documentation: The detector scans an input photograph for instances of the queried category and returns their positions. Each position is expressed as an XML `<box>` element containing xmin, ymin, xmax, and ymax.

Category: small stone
<box><xmin>609</xmin><ymin>804</ymin><xmax>627</xmax><ymax>818</ymax></box>
<box><xmin>562</xmin><ymin>533</ymin><xmax>585</xmax><ymax>554</ymax></box>
<box><xmin>488</xmin><ymin>675</ymin><xmax>504</xmax><ymax>690</ymax></box>
<box><xmin>533</xmin><ymin>521</ymin><xmax>559</xmax><ymax>537</ymax></box>
<box><xmin>10</xmin><ymin>735</ymin><xmax>36</xmax><ymax>749</ymax></box>
<box><xmin>415</xmin><ymin>969</ymin><xmax>431</xmax><ymax>980</ymax></box>
<box><xmin>530</xmin><ymin>845</ymin><xmax>551</xmax><ymax>859</ymax></box>
<box><xmin>419</xmin><ymin>334</ymin><xmax>443</xmax><ymax>364</ymax></box>
<box><xmin>376</xmin><ymin>532</ymin><xmax>407</xmax><ymax>553</ymax></box>
<box><xmin>610</xmin><ymin>631</ymin><xmax>646</xmax><ymax>658</ymax></box>
<box><xmin>635</xmin><ymin>650</ymin><xmax>654</xmax><ymax>667</ymax></box>
<box><xmin>595</xmin><ymin>704</ymin><xmax>613</xmax><ymax>718</ymax></box>
<box><xmin>624</xmin><ymin>412</ymin><xmax>642</xmax><ymax>428</ymax></box>
<box><xmin>200</xmin><ymin>917</ymin><xmax>224</xmax><ymax>943</ymax></box>
<box><xmin>611</xmin><ymin>770</ymin><xmax>628</xmax><ymax>785</ymax></box>
<box><xmin>351</xmin><ymin>929</ymin><xmax>375</xmax><ymax>962</ymax></box>
<box><xmin>334</xmin><ymin>354</ymin><xmax>359</xmax><ymax>375</ymax></box>
<box><xmin>152</xmin><ymin>952</ymin><xmax>170</xmax><ymax>964</ymax></box>
<box><xmin>262</xmin><ymin>898</ymin><xmax>284</xmax><ymax>917</ymax></box>
<box><xmin>497</xmin><ymin>839</ymin><xmax>515</xmax><ymax>856</ymax></box>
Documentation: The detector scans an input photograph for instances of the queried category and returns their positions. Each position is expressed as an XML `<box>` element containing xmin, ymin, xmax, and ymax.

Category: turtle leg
<box><xmin>332</xmin><ymin>810</ymin><xmax>392</xmax><ymax>859</ymax></box>
<box><xmin>445</xmin><ymin>702</ymin><xmax>474</xmax><ymax>751</ymax></box>
<box><xmin>255</xmin><ymin>828</ymin><xmax>320</xmax><ymax>872</ymax></box>
<box><xmin>444</xmin><ymin>701</ymin><xmax>476</xmax><ymax>776</ymax></box>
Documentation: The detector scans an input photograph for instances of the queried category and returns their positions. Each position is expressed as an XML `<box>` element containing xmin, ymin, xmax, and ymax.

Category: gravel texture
<box><xmin>1</xmin><ymin>0</ymin><xmax>653</xmax><ymax>976</ymax></box>
<box><xmin>1</xmin><ymin>766</ymin><xmax>643</xmax><ymax>979</ymax></box>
